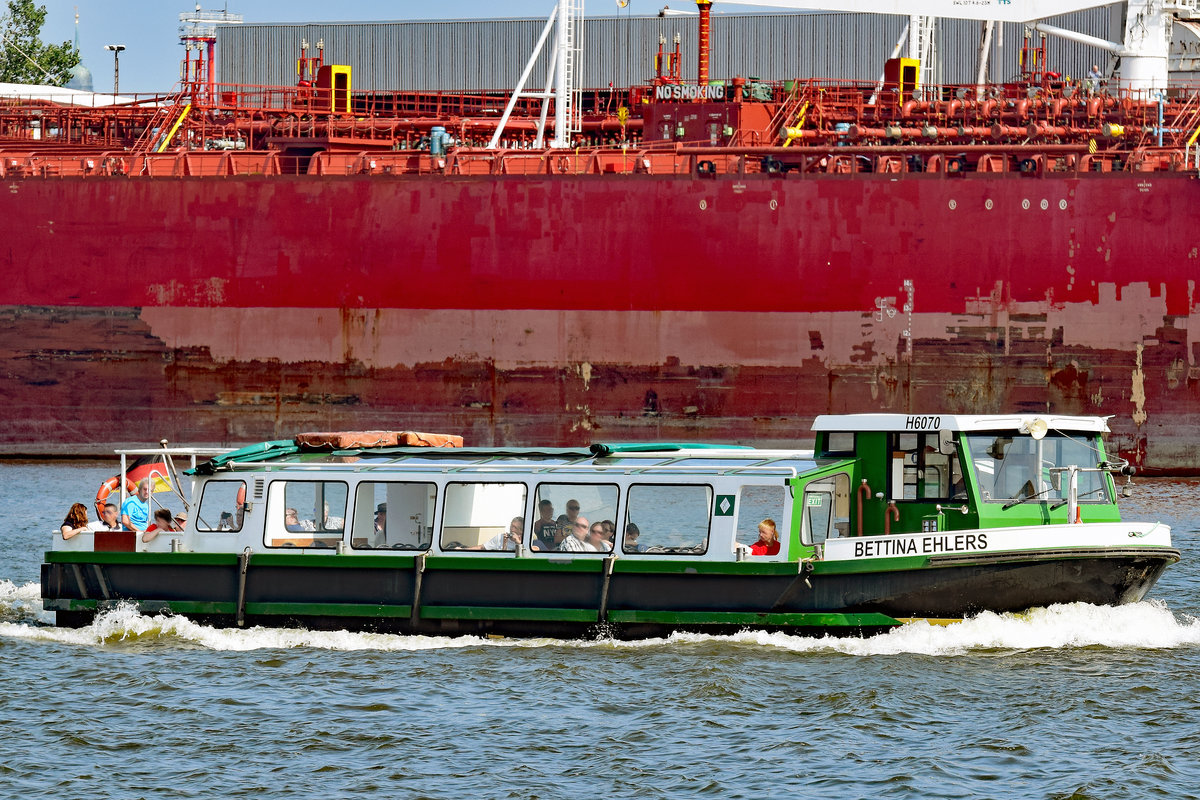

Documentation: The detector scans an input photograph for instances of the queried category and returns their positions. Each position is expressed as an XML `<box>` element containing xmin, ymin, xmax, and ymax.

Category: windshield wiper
<box><xmin>1001</xmin><ymin>486</ymin><xmax>1056</xmax><ymax>510</ymax></box>
<box><xmin>1050</xmin><ymin>487</ymin><xmax>1106</xmax><ymax>510</ymax></box>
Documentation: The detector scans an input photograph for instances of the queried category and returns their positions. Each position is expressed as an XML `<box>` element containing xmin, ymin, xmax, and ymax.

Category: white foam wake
<box><xmin>0</xmin><ymin>579</ymin><xmax>55</xmax><ymax>626</ymax></box>
<box><xmin>1</xmin><ymin>590</ymin><xmax>1197</xmax><ymax>654</ymax></box>
<box><xmin>719</xmin><ymin>600</ymin><xmax>1200</xmax><ymax>656</ymax></box>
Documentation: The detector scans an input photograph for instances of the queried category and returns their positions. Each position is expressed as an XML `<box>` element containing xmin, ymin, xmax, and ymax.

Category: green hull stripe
<box><xmin>43</xmin><ymin>599</ymin><xmax>98</xmax><ymax>611</ymax></box>
<box><xmin>607</xmin><ymin>610</ymin><xmax>901</xmax><ymax>627</ymax></box>
<box><xmin>243</xmin><ymin>602</ymin><xmax>412</xmax><ymax>618</ymax></box>
<box><xmin>419</xmin><ymin>605</ymin><xmax>598</xmax><ymax>622</ymax></box>
<box><xmin>43</xmin><ymin>599</ymin><xmax>898</xmax><ymax>628</ymax></box>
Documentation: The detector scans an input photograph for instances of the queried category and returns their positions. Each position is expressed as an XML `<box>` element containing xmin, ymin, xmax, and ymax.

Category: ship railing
<box><xmin>111</xmin><ymin>446</ymin><xmax>234</xmax><ymax>514</ymax></box>
<box><xmin>4</xmin><ymin>141</ymin><xmax>1186</xmax><ymax>179</ymax></box>
<box><xmin>216</xmin><ymin>455</ymin><xmax>812</xmax><ymax>479</ymax></box>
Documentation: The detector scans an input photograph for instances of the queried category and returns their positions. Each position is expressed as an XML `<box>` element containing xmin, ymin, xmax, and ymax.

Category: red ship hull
<box><xmin>2</xmin><ymin>169</ymin><xmax>1197</xmax><ymax>471</ymax></box>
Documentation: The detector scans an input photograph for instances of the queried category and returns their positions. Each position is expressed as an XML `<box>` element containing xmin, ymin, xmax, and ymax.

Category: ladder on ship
<box><xmin>767</xmin><ymin>83</ymin><xmax>813</xmax><ymax>147</ymax></box>
<box><xmin>560</xmin><ymin>0</ymin><xmax>584</xmax><ymax>140</ymax></box>
<box><xmin>130</xmin><ymin>85</ymin><xmax>192</xmax><ymax>154</ymax></box>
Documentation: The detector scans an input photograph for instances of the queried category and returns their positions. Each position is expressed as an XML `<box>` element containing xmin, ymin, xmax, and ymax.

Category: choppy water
<box><xmin>2</xmin><ymin>462</ymin><xmax>1198</xmax><ymax>799</ymax></box>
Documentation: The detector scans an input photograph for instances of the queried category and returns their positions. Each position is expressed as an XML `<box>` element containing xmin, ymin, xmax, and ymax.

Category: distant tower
<box><xmin>65</xmin><ymin>7</ymin><xmax>94</xmax><ymax>91</ymax></box>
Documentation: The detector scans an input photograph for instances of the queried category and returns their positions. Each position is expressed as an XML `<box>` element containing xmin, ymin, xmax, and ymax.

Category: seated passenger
<box><xmin>60</xmin><ymin>502</ymin><xmax>91</xmax><ymax>540</ymax></box>
<box><xmin>587</xmin><ymin>521</ymin><xmax>612</xmax><ymax>552</ymax></box>
<box><xmin>558</xmin><ymin>516</ymin><xmax>597</xmax><ymax>552</ymax></box>
<box><xmin>623</xmin><ymin>522</ymin><xmax>644</xmax><ymax>553</ymax></box>
<box><xmin>601</xmin><ymin>520</ymin><xmax>616</xmax><ymax>548</ymax></box>
<box><xmin>219</xmin><ymin>511</ymin><xmax>237</xmax><ymax>531</ymax></box>
<box><xmin>300</xmin><ymin>502</ymin><xmax>344</xmax><ymax>532</ymax></box>
<box><xmin>143</xmin><ymin>508</ymin><xmax>183</xmax><ymax>543</ymax></box>
<box><xmin>120</xmin><ymin>479</ymin><xmax>151</xmax><ymax>533</ymax></box>
<box><xmin>532</xmin><ymin>499</ymin><xmax>556</xmax><ymax>542</ymax></box>
<box><xmin>284</xmin><ymin>507</ymin><xmax>303</xmax><ymax>532</ymax></box>
<box><xmin>748</xmin><ymin>519</ymin><xmax>781</xmax><ymax>556</ymax></box>
<box><xmin>469</xmin><ymin>517</ymin><xmax>525</xmax><ymax>551</ymax></box>
<box><xmin>86</xmin><ymin>502</ymin><xmax>121</xmax><ymax>532</ymax></box>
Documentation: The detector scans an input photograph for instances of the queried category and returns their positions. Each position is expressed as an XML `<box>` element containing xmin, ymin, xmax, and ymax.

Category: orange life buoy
<box><xmin>236</xmin><ymin>483</ymin><xmax>247</xmax><ymax>509</ymax></box>
<box><xmin>96</xmin><ymin>475</ymin><xmax>137</xmax><ymax>518</ymax></box>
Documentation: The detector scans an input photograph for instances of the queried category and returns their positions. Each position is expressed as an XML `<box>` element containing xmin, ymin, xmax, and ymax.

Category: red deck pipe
<box><xmin>884</xmin><ymin>501</ymin><xmax>900</xmax><ymax>535</ymax></box>
<box><xmin>856</xmin><ymin>480</ymin><xmax>871</xmax><ymax>537</ymax></box>
<box><xmin>697</xmin><ymin>1</ymin><xmax>712</xmax><ymax>87</ymax></box>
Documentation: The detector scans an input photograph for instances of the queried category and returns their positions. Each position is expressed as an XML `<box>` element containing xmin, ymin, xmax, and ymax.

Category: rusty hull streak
<box><xmin>1</xmin><ymin>303</ymin><xmax>1196</xmax><ymax>472</ymax></box>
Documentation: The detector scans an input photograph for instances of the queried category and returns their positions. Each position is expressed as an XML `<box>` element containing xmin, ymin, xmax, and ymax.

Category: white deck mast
<box><xmin>488</xmin><ymin>0</ymin><xmax>584</xmax><ymax>150</ymax></box>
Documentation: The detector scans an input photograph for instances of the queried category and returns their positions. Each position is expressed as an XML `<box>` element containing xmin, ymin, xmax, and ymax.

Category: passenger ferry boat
<box><xmin>42</xmin><ymin>415</ymin><xmax>1179</xmax><ymax>637</ymax></box>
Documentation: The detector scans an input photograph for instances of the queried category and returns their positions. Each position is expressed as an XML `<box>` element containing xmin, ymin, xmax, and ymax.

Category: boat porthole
<box><xmin>948</xmin><ymin>199</ymin><xmax>957</xmax><ymax>210</ymax></box>
<box><xmin>1059</xmin><ymin>199</ymin><xmax>1068</xmax><ymax>210</ymax></box>
<box><xmin>699</xmin><ymin>199</ymin><xmax>707</xmax><ymax>211</ymax></box>
<box><xmin>1040</xmin><ymin>199</ymin><xmax>1049</xmax><ymax>210</ymax></box>
<box><xmin>769</xmin><ymin>199</ymin><xmax>778</xmax><ymax>210</ymax></box>
<box><xmin>1022</xmin><ymin>198</ymin><xmax>1031</xmax><ymax>210</ymax></box>
<box><xmin>985</xmin><ymin>198</ymin><xmax>993</xmax><ymax>211</ymax></box>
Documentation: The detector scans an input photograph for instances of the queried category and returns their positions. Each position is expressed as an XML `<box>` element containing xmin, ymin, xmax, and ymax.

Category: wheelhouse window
<box><xmin>441</xmin><ymin>482</ymin><xmax>527</xmax><ymax>551</ymax></box>
<box><xmin>351</xmin><ymin>481</ymin><xmax>435</xmax><ymax>550</ymax></box>
<box><xmin>801</xmin><ymin>473</ymin><xmax>850</xmax><ymax>546</ymax></box>
<box><xmin>965</xmin><ymin>432</ymin><xmax>1108</xmax><ymax>503</ymax></box>
<box><xmin>529</xmin><ymin>482</ymin><xmax>619</xmax><ymax>553</ymax></box>
<box><xmin>623</xmin><ymin>484</ymin><xmax>711</xmax><ymax>555</ymax></box>
<box><xmin>888</xmin><ymin>432</ymin><xmax>962</xmax><ymax>501</ymax></box>
<box><xmin>270</xmin><ymin>480</ymin><xmax>348</xmax><ymax>548</ymax></box>
<box><xmin>820</xmin><ymin>432</ymin><xmax>855</xmax><ymax>458</ymax></box>
<box><xmin>195</xmin><ymin>480</ymin><xmax>245</xmax><ymax>532</ymax></box>
<box><xmin>733</xmin><ymin>484</ymin><xmax>788</xmax><ymax>551</ymax></box>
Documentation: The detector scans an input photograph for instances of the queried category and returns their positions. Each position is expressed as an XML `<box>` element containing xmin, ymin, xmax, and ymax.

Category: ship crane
<box><xmin>720</xmin><ymin>0</ymin><xmax>1200</xmax><ymax>91</ymax></box>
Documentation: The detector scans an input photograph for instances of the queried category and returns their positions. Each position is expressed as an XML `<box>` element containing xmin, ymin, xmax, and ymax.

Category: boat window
<box><xmin>269</xmin><ymin>481</ymin><xmax>348</xmax><ymax>548</ymax></box>
<box><xmin>441</xmin><ymin>482</ymin><xmax>527</xmax><ymax>551</ymax></box>
<box><xmin>821</xmin><ymin>432</ymin><xmax>855</xmax><ymax>457</ymax></box>
<box><xmin>733</xmin><ymin>484</ymin><xmax>787</xmax><ymax>550</ymax></box>
<box><xmin>965</xmin><ymin>433</ymin><xmax>1108</xmax><ymax>503</ymax></box>
<box><xmin>801</xmin><ymin>473</ymin><xmax>849</xmax><ymax>546</ymax></box>
<box><xmin>888</xmin><ymin>432</ymin><xmax>961</xmax><ymax>501</ymax></box>
<box><xmin>623</xmin><ymin>484</ymin><xmax>711</xmax><ymax>555</ymax></box>
<box><xmin>194</xmin><ymin>480</ymin><xmax>245</xmax><ymax>532</ymax></box>
<box><xmin>530</xmin><ymin>482</ymin><xmax>619</xmax><ymax>553</ymax></box>
<box><xmin>351</xmin><ymin>481</ymin><xmax>435</xmax><ymax>550</ymax></box>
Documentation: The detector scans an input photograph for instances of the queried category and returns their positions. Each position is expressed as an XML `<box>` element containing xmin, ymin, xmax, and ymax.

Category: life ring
<box><xmin>236</xmin><ymin>483</ymin><xmax>247</xmax><ymax>509</ymax></box>
<box><xmin>96</xmin><ymin>476</ymin><xmax>137</xmax><ymax>518</ymax></box>
<box><xmin>556</xmin><ymin>156</ymin><xmax>571</xmax><ymax>174</ymax></box>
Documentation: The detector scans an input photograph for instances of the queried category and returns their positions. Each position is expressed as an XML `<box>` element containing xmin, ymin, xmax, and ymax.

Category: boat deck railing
<box><xmin>215</xmin><ymin>450</ymin><xmax>816</xmax><ymax>479</ymax></box>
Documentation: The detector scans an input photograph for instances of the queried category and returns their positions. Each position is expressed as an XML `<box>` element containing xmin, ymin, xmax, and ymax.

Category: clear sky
<box><xmin>40</xmin><ymin>1</ymin><xmax>775</xmax><ymax>94</ymax></box>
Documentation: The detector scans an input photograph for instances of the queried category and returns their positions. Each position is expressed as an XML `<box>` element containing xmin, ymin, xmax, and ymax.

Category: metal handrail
<box><xmin>214</xmin><ymin>458</ymin><xmax>811</xmax><ymax>478</ymax></box>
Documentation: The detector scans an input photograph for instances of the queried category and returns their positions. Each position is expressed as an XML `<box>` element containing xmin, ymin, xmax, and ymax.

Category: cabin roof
<box><xmin>190</xmin><ymin>439</ymin><xmax>815</xmax><ymax>476</ymax></box>
<box><xmin>812</xmin><ymin>414</ymin><xmax>1110</xmax><ymax>434</ymax></box>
